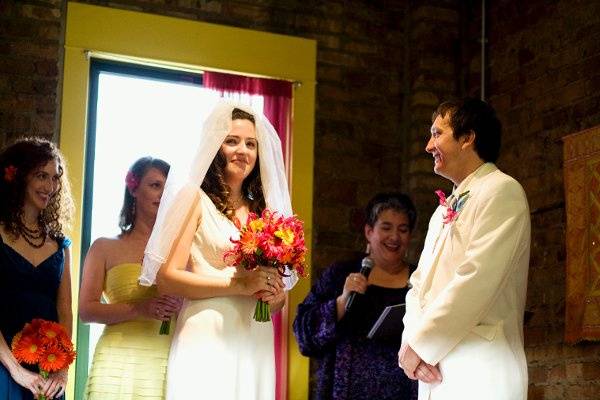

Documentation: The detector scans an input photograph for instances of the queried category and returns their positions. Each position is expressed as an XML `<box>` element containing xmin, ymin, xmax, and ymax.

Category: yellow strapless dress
<box><xmin>84</xmin><ymin>263</ymin><xmax>173</xmax><ymax>400</ymax></box>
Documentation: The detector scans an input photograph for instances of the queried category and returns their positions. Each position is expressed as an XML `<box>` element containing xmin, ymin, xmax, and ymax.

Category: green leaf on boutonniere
<box><xmin>453</xmin><ymin>191</ymin><xmax>470</xmax><ymax>212</ymax></box>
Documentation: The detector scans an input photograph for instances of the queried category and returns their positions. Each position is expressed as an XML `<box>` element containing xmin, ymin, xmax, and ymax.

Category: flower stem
<box><xmin>159</xmin><ymin>319</ymin><xmax>171</xmax><ymax>335</ymax></box>
<box><xmin>39</xmin><ymin>369</ymin><xmax>49</xmax><ymax>400</ymax></box>
<box><xmin>253</xmin><ymin>300</ymin><xmax>271</xmax><ymax>322</ymax></box>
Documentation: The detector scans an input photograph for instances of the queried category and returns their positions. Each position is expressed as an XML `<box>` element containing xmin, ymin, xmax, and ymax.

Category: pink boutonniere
<box><xmin>435</xmin><ymin>189</ymin><xmax>470</xmax><ymax>224</ymax></box>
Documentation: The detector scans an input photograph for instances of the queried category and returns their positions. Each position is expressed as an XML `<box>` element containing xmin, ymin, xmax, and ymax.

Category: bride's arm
<box><xmin>156</xmin><ymin>196</ymin><xmax>273</xmax><ymax>300</ymax></box>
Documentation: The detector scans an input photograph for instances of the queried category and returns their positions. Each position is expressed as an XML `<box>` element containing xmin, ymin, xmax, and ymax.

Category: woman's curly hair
<box><xmin>0</xmin><ymin>137</ymin><xmax>74</xmax><ymax>240</ymax></box>
<box><xmin>201</xmin><ymin>108</ymin><xmax>265</xmax><ymax>220</ymax></box>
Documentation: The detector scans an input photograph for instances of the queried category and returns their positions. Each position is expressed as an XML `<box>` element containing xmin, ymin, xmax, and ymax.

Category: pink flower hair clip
<box><xmin>435</xmin><ymin>189</ymin><xmax>470</xmax><ymax>224</ymax></box>
<box><xmin>4</xmin><ymin>165</ymin><xmax>17</xmax><ymax>182</ymax></box>
<box><xmin>125</xmin><ymin>170</ymin><xmax>139</xmax><ymax>192</ymax></box>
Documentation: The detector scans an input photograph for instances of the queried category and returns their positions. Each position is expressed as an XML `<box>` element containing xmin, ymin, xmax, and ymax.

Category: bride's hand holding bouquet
<box><xmin>254</xmin><ymin>273</ymin><xmax>286</xmax><ymax>313</ymax></box>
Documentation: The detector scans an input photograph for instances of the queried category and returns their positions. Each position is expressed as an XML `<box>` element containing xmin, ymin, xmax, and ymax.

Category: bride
<box><xmin>140</xmin><ymin>101</ymin><xmax>295</xmax><ymax>400</ymax></box>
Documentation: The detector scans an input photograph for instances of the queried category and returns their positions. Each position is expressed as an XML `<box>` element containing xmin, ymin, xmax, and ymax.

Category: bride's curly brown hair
<box><xmin>201</xmin><ymin>108</ymin><xmax>265</xmax><ymax>220</ymax></box>
<box><xmin>0</xmin><ymin>137</ymin><xmax>74</xmax><ymax>240</ymax></box>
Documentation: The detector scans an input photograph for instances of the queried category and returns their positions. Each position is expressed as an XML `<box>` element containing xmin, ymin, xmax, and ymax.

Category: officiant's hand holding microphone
<box><xmin>335</xmin><ymin>257</ymin><xmax>373</xmax><ymax>320</ymax></box>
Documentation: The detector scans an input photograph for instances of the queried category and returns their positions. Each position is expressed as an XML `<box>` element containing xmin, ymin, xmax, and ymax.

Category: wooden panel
<box><xmin>564</xmin><ymin>126</ymin><xmax>600</xmax><ymax>343</ymax></box>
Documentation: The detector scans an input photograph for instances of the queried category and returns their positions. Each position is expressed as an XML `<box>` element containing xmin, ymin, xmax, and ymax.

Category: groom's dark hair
<box><xmin>433</xmin><ymin>97</ymin><xmax>502</xmax><ymax>163</ymax></box>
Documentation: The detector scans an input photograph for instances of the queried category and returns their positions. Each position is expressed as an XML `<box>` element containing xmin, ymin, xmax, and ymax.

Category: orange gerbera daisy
<box><xmin>39</xmin><ymin>345</ymin><xmax>69</xmax><ymax>372</ymax></box>
<box><xmin>65</xmin><ymin>348</ymin><xmax>76</xmax><ymax>365</ymax></box>
<box><xmin>12</xmin><ymin>335</ymin><xmax>43</xmax><ymax>364</ymax></box>
<box><xmin>240</xmin><ymin>231</ymin><xmax>260</xmax><ymax>255</ymax></box>
<box><xmin>39</xmin><ymin>321</ymin><xmax>64</xmax><ymax>345</ymax></box>
<box><xmin>57</xmin><ymin>332</ymin><xmax>74</xmax><ymax>351</ymax></box>
<box><xmin>20</xmin><ymin>321</ymin><xmax>36</xmax><ymax>337</ymax></box>
<box><xmin>10</xmin><ymin>332</ymin><xmax>22</xmax><ymax>351</ymax></box>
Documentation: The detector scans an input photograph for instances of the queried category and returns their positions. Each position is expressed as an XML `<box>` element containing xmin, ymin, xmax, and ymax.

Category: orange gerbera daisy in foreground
<box><xmin>39</xmin><ymin>345</ymin><xmax>70</xmax><ymax>372</ymax></box>
<box><xmin>11</xmin><ymin>319</ymin><xmax>76</xmax><ymax>400</ymax></box>
<box><xmin>38</xmin><ymin>320</ymin><xmax>63</xmax><ymax>344</ymax></box>
<box><xmin>12</xmin><ymin>334</ymin><xmax>43</xmax><ymax>364</ymax></box>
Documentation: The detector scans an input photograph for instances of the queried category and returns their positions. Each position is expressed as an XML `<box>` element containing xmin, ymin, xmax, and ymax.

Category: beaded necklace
<box><xmin>18</xmin><ymin>221</ymin><xmax>47</xmax><ymax>249</ymax></box>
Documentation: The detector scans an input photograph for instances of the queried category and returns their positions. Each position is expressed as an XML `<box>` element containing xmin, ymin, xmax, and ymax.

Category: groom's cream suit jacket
<box><xmin>403</xmin><ymin>163</ymin><xmax>530</xmax><ymax>400</ymax></box>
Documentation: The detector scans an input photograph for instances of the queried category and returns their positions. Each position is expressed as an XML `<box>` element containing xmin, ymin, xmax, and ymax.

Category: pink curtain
<box><xmin>204</xmin><ymin>71</ymin><xmax>292</xmax><ymax>400</ymax></box>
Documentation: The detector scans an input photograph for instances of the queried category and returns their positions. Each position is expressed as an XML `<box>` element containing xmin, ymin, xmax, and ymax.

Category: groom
<box><xmin>398</xmin><ymin>98</ymin><xmax>530</xmax><ymax>399</ymax></box>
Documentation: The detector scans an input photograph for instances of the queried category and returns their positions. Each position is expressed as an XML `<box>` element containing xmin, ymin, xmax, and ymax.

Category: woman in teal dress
<box><xmin>79</xmin><ymin>157</ymin><xmax>182</xmax><ymax>400</ymax></box>
<box><xmin>0</xmin><ymin>137</ymin><xmax>75</xmax><ymax>400</ymax></box>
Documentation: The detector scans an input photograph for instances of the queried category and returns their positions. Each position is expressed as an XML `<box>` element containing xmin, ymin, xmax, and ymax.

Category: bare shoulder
<box><xmin>88</xmin><ymin>236</ymin><xmax>125</xmax><ymax>256</ymax></box>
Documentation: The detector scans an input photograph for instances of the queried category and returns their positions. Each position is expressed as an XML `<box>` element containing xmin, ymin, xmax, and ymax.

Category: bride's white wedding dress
<box><xmin>166</xmin><ymin>191</ymin><xmax>275</xmax><ymax>400</ymax></box>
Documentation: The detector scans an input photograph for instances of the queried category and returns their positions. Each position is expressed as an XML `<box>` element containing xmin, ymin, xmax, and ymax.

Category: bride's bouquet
<box><xmin>225</xmin><ymin>209</ymin><xmax>307</xmax><ymax>322</ymax></box>
<box><xmin>11</xmin><ymin>319</ymin><xmax>76</xmax><ymax>400</ymax></box>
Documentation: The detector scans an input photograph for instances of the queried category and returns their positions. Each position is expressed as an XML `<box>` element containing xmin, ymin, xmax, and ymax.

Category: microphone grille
<box><xmin>361</xmin><ymin>257</ymin><xmax>374</xmax><ymax>270</ymax></box>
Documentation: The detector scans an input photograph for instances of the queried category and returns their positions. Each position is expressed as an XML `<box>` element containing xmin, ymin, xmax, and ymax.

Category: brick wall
<box><xmin>0</xmin><ymin>0</ymin><xmax>65</xmax><ymax>146</ymax></box>
<box><xmin>403</xmin><ymin>0</ymin><xmax>461</xmax><ymax>254</ymax></box>
<box><xmin>485</xmin><ymin>1</ymin><xmax>600</xmax><ymax>398</ymax></box>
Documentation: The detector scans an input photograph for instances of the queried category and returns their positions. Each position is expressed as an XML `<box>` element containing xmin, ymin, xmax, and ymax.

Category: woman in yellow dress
<box><xmin>79</xmin><ymin>157</ymin><xmax>182</xmax><ymax>399</ymax></box>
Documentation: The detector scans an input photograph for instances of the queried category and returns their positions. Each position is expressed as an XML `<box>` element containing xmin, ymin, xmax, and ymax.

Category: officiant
<box><xmin>293</xmin><ymin>192</ymin><xmax>418</xmax><ymax>400</ymax></box>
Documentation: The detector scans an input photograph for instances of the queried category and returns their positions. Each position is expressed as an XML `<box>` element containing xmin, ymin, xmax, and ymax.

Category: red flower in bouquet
<box><xmin>11</xmin><ymin>319</ymin><xmax>76</xmax><ymax>400</ymax></box>
<box><xmin>225</xmin><ymin>209</ymin><xmax>308</xmax><ymax>321</ymax></box>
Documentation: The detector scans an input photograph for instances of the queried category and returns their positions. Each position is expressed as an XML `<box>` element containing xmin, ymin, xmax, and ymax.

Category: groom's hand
<box><xmin>414</xmin><ymin>361</ymin><xmax>442</xmax><ymax>384</ymax></box>
<box><xmin>398</xmin><ymin>343</ymin><xmax>421</xmax><ymax>379</ymax></box>
<box><xmin>398</xmin><ymin>343</ymin><xmax>443</xmax><ymax>383</ymax></box>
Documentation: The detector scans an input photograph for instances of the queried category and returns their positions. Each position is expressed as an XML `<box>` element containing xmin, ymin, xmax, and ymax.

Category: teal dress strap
<box><xmin>58</xmin><ymin>236</ymin><xmax>71</xmax><ymax>250</ymax></box>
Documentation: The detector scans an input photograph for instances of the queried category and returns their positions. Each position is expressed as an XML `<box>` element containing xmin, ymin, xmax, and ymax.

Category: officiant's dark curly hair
<box><xmin>365</xmin><ymin>192</ymin><xmax>416</xmax><ymax>232</ymax></box>
<box><xmin>201</xmin><ymin>108</ymin><xmax>266</xmax><ymax>220</ymax></box>
<box><xmin>0</xmin><ymin>137</ymin><xmax>74</xmax><ymax>241</ymax></box>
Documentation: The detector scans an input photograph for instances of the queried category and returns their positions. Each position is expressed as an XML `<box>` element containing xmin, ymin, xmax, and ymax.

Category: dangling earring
<box><xmin>365</xmin><ymin>243</ymin><xmax>371</xmax><ymax>255</ymax></box>
<box><xmin>131</xmin><ymin>198</ymin><xmax>136</xmax><ymax>219</ymax></box>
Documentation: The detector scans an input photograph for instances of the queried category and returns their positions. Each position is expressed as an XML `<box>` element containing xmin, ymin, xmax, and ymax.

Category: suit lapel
<box><xmin>418</xmin><ymin>163</ymin><xmax>499</xmax><ymax>306</ymax></box>
<box><xmin>419</xmin><ymin>221</ymin><xmax>452</xmax><ymax>304</ymax></box>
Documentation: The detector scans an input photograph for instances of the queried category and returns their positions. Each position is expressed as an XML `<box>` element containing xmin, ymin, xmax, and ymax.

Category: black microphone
<box><xmin>345</xmin><ymin>257</ymin><xmax>374</xmax><ymax>312</ymax></box>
